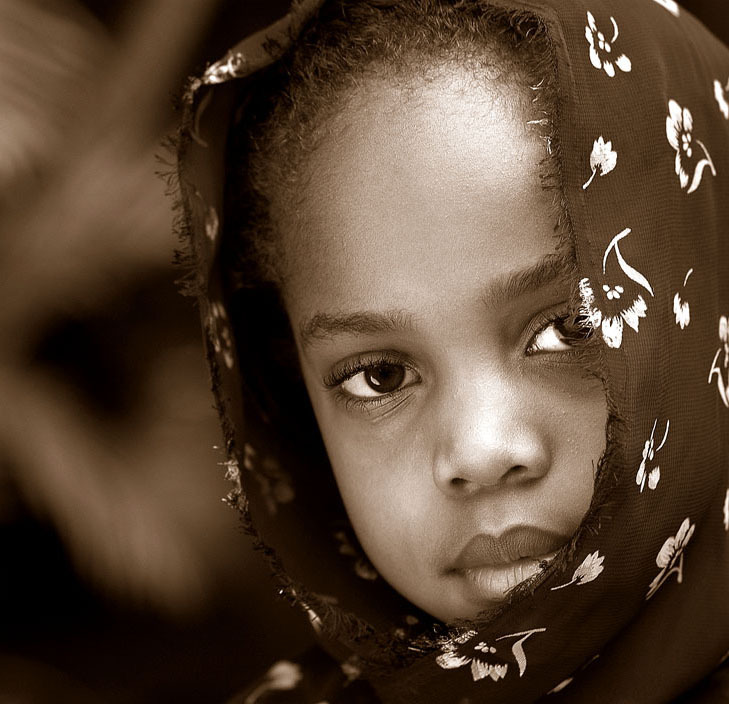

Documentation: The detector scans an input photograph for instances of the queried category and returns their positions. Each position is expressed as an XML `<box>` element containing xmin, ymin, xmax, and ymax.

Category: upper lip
<box><xmin>451</xmin><ymin>526</ymin><xmax>568</xmax><ymax>570</ymax></box>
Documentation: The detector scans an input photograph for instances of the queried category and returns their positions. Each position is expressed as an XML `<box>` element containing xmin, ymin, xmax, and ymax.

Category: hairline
<box><xmin>270</xmin><ymin>57</ymin><xmax>554</xmax><ymax>287</ymax></box>
<box><xmin>229</xmin><ymin>1</ymin><xmax>563</xmax><ymax>294</ymax></box>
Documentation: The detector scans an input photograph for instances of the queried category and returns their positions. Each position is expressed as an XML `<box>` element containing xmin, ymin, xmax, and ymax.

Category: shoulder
<box><xmin>225</xmin><ymin>647</ymin><xmax>381</xmax><ymax>704</ymax></box>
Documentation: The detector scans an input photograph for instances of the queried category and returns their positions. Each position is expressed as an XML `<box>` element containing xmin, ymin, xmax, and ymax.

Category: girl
<box><xmin>174</xmin><ymin>0</ymin><xmax>729</xmax><ymax>700</ymax></box>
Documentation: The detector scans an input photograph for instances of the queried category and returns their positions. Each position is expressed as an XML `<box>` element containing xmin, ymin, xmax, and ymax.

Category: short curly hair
<box><xmin>224</xmin><ymin>0</ymin><xmax>558</xmax><ymax>292</ymax></box>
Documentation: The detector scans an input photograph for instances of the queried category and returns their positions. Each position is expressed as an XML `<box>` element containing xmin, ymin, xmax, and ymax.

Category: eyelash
<box><xmin>324</xmin><ymin>308</ymin><xmax>592</xmax><ymax>412</ymax></box>
<box><xmin>525</xmin><ymin>309</ymin><xmax>594</xmax><ymax>356</ymax></box>
<box><xmin>323</xmin><ymin>351</ymin><xmax>419</xmax><ymax>412</ymax></box>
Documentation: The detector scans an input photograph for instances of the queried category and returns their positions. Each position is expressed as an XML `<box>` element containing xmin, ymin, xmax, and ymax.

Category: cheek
<box><xmin>553</xmin><ymin>381</ymin><xmax>608</xmax><ymax>507</ymax></box>
<box><xmin>310</xmin><ymin>406</ymin><xmax>435</xmax><ymax>572</ymax></box>
<box><xmin>570</xmin><ymin>385</ymin><xmax>608</xmax><ymax>464</ymax></box>
<box><xmin>324</xmin><ymin>423</ymin><xmax>421</xmax><ymax>534</ymax></box>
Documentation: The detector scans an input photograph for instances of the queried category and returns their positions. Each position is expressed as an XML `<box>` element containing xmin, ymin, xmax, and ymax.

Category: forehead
<box><xmin>279</xmin><ymin>69</ymin><xmax>558</xmax><ymax>319</ymax></box>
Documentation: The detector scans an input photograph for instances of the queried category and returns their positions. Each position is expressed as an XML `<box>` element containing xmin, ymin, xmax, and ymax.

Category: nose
<box><xmin>431</xmin><ymin>380</ymin><xmax>551</xmax><ymax>497</ymax></box>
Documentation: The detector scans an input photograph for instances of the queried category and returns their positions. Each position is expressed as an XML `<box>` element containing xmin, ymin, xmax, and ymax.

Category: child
<box><xmin>174</xmin><ymin>0</ymin><xmax>729</xmax><ymax>701</ymax></box>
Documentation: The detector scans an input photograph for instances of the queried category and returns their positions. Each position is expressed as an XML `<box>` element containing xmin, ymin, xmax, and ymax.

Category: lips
<box><xmin>451</xmin><ymin>526</ymin><xmax>568</xmax><ymax>570</ymax></box>
<box><xmin>449</xmin><ymin>526</ymin><xmax>569</xmax><ymax>608</ymax></box>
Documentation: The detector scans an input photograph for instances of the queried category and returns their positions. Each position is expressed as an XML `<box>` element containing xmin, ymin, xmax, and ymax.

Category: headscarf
<box><xmin>173</xmin><ymin>0</ymin><xmax>729</xmax><ymax>700</ymax></box>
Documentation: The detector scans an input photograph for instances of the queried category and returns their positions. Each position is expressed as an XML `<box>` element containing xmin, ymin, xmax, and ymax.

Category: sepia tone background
<box><xmin>1</xmin><ymin>1</ymin><xmax>726</xmax><ymax>701</ymax></box>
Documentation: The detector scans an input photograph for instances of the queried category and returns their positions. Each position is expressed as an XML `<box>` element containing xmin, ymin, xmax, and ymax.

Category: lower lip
<box><xmin>458</xmin><ymin>552</ymin><xmax>558</xmax><ymax>604</ymax></box>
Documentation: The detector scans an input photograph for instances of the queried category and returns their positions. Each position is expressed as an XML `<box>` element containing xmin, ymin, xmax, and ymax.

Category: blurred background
<box><xmin>0</xmin><ymin>1</ymin><xmax>726</xmax><ymax>702</ymax></box>
<box><xmin>0</xmin><ymin>1</ymin><xmax>315</xmax><ymax>702</ymax></box>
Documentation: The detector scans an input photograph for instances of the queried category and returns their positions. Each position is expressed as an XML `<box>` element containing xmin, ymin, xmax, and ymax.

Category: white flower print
<box><xmin>256</xmin><ymin>457</ymin><xmax>295</xmax><ymax>514</ymax></box>
<box><xmin>578</xmin><ymin>228</ymin><xmax>654</xmax><ymax>349</ymax></box>
<box><xmin>549</xmin><ymin>677</ymin><xmax>574</xmax><ymax>694</ymax></box>
<box><xmin>579</xmin><ymin>279</ymin><xmax>647</xmax><ymax>349</ymax></box>
<box><xmin>334</xmin><ymin>530</ymin><xmax>379</xmax><ymax>580</ymax></box>
<box><xmin>462</xmin><ymin>642</ymin><xmax>508</xmax><ymax>682</ymax></box>
<box><xmin>646</xmin><ymin>518</ymin><xmax>695</xmax><ymax>600</ymax></box>
<box><xmin>715</xmin><ymin>79</ymin><xmax>729</xmax><ymax>119</ymax></box>
<box><xmin>636</xmin><ymin>418</ymin><xmax>669</xmax><ymax>492</ymax></box>
<box><xmin>353</xmin><ymin>559</ymin><xmax>378</xmax><ymax>580</ymax></box>
<box><xmin>436</xmin><ymin>630</ymin><xmax>486</xmax><ymax>678</ymax></box>
<box><xmin>341</xmin><ymin>657</ymin><xmax>362</xmax><ymax>682</ymax></box>
<box><xmin>551</xmin><ymin>551</ymin><xmax>605</xmax><ymax>590</ymax></box>
<box><xmin>266</xmin><ymin>661</ymin><xmax>302</xmax><ymax>688</ymax></box>
<box><xmin>585</xmin><ymin>12</ymin><xmax>632</xmax><ymax>78</ymax></box>
<box><xmin>209</xmin><ymin>301</ymin><xmax>235</xmax><ymax>369</ymax></box>
<box><xmin>205</xmin><ymin>206</ymin><xmax>219</xmax><ymax>241</ymax></box>
<box><xmin>724</xmin><ymin>489</ymin><xmax>729</xmax><ymax>532</ymax></box>
<box><xmin>240</xmin><ymin>445</ymin><xmax>295</xmax><ymax>514</ymax></box>
<box><xmin>436</xmin><ymin>628</ymin><xmax>546</xmax><ymax>682</ymax></box>
<box><xmin>673</xmin><ymin>268</ymin><xmax>693</xmax><ymax>329</ymax></box>
<box><xmin>223</xmin><ymin>458</ymin><xmax>241</xmax><ymax>485</ymax></box>
<box><xmin>203</xmin><ymin>51</ymin><xmax>248</xmax><ymax>85</ymax></box>
<box><xmin>547</xmin><ymin>655</ymin><xmax>601</xmax><ymax>696</ymax></box>
<box><xmin>244</xmin><ymin>660</ymin><xmax>302</xmax><ymax>704</ymax></box>
<box><xmin>583</xmin><ymin>136</ymin><xmax>618</xmax><ymax>189</ymax></box>
<box><xmin>672</xmin><ymin>300</ymin><xmax>689</xmax><ymax>329</ymax></box>
<box><xmin>652</xmin><ymin>0</ymin><xmax>680</xmax><ymax>16</ymax></box>
<box><xmin>242</xmin><ymin>442</ymin><xmax>256</xmax><ymax>471</ymax></box>
<box><xmin>666</xmin><ymin>99</ymin><xmax>717</xmax><ymax>194</ymax></box>
<box><xmin>708</xmin><ymin>315</ymin><xmax>729</xmax><ymax>408</ymax></box>
<box><xmin>221</xmin><ymin>458</ymin><xmax>243</xmax><ymax>509</ymax></box>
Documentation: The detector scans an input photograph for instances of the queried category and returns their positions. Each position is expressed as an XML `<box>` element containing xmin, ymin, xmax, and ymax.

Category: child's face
<box><xmin>278</xmin><ymin>69</ymin><xmax>607</xmax><ymax>622</ymax></box>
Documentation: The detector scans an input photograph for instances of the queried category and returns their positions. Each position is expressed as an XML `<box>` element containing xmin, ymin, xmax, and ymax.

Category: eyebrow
<box><xmin>479</xmin><ymin>252</ymin><xmax>571</xmax><ymax>310</ymax></box>
<box><xmin>299</xmin><ymin>252</ymin><xmax>571</xmax><ymax>348</ymax></box>
<box><xmin>300</xmin><ymin>310</ymin><xmax>415</xmax><ymax>348</ymax></box>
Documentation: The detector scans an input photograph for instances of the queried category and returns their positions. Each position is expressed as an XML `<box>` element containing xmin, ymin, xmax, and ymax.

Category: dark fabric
<box><xmin>677</xmin><ymin>660</ymin><xmax>729</xmax><ymax>703</ymax></box>
<box><xmin>226</xmin><ymin>646</ymin><xmax>381</xmax><ymax>703</ymax></box>
<box><xmin>174</xmin><ymin>0</ymin><xmax>729</xmax><ymax>701</ymax></box>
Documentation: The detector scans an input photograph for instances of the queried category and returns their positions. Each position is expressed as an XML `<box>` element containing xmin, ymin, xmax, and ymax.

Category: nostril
<box><xmin>447</xmin><ymin>465</ymin><xmax>534</xmax><ymax>491</ymax></box>
<box><xmin>505</xmin><ymin>465</ymin><xmax>530</xmax><ymax>482</ymax></box>
<box><xmin>434</xmin><ymin>433</ymin><xmax>552</xmax><ymax>495</ymax></box>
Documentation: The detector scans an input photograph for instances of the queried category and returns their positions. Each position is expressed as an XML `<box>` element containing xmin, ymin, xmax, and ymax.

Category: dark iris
<box><xmin>364</xmin><ymin>364</ymin><xmax>406</xmax><ymax>393</ymax></box>
<box><xmin>555</xmin><ymin>314</ymin><xmax>594</xmax><ymax>343</ymax></box>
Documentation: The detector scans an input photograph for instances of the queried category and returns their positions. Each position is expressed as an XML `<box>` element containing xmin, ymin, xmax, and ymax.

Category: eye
<box><xmin>528</xmin><ymin>313</ymin><xmax>593</xmax><ymax>355</ymax></box>
<box><xmin>341</xmin><ymin>362</ymin><xmax>418</xmax><ymax>399</ymax></box>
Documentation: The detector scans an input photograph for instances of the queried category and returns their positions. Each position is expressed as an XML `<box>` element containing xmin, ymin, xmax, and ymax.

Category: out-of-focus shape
<box><xmin>0</xmin><ymin>0</ymin><xmax>228</xmax><ymax>620</ymax></box>
<box><xmin>0</xmin><ymin>0</ymin><xmax>222</xmax><ymax>347</ymax></box>
<box><xmin>0</xmin><ymin>0</ymin><xmax>107</xmax><ymax>197</ymax></box>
